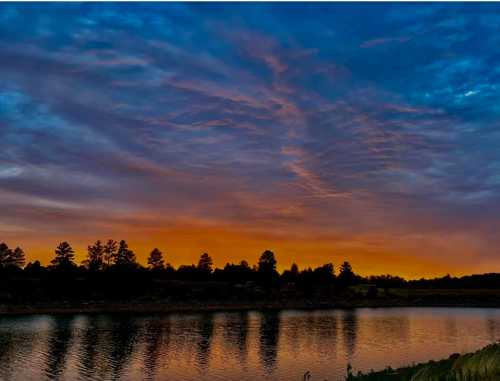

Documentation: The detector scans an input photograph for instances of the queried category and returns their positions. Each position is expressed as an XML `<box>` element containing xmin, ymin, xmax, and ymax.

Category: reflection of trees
<box><xmin>258</xmin><ymin>312</ymin><xmax>281</xmax><ymax>373</ymax></box>
<box><xmin>109</xmin><ymin>317</ymin><xmax>139</xmax><ymax>380</ymax></box>
<box><xmin>235</xmin><ymin>312</ymin><xmax>249</xmax><ymax>360</ymax></box>
<box><xmin>314</xmin><ymin>313</ymin><xmax>338</xmax><ymax>356</ymax></box>
<box><xmin>78</xmin><ymin>316</ymin><xmax>103</xmax><ymax>380</ymax></box>
<box><xmin>45</xmin><ymin>316</ymin><xmax>75</xmax><ymax>380</ymax></box>
<box><xmin>221</xmin><ymin>312</ymin><xmax>250</xmax><ymax>362</ymax></box>
<box><xmin>0</xmin><ymin>323</ymin><xmax>17</xmax><ymax>380</ymax></box>
<box><xmin>143</xmin><ymin>317</ymin><xmax>170</xmax><ymax>381</ymax></box>
<box><xmin>282</xmin><ymin>313</ymin><xmax>301</xmax><ymax>354</ymax></box>
<box><xmin>196</xmin><ymin>314</ymin><xmax>214</xmax><ymax>372</ymax></box>
<box><xmin>341</xmin><ymin>310</ymin><xmax>358</xmax><ymax>360</ymax></box>
<box><xmin>78</xmin><ymin>316</ymin><xmax>120</xmax><ymax>380</ymax></box>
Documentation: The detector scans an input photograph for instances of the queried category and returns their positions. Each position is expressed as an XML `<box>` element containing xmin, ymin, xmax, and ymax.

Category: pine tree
<box><xmin>103</xmin><ymin>239</ymin><xmax>118</xmax><ymax>266</ymax></box>
<box><xmin>86</xmin><ymin>240</ymin><xmax>104</xmax><ymax>271</ymax></box>
<box><xmin>147</xmin><ymin>248</ymin><xmax>165</xmax><ymax>270</ymax></box>
<box><xmin>258</xmin><ymin>250</ymin><xmax>277</xmax><ymax>273</ymax></box>
<box><xmin>0</xmin><ymin>243</ymin><xmax>12</xmax><ymax>268</ymax></box>
<box><xmin>9</xmin><ymin>247</ymin><xmax>25</xmax><ymax>268</ymax></box>
<box><xmin>51</xmin><ymin>241</ymin><xmax>76</xmax><ymax>268</ymax></box>
<box><xmin>197</xmin><ymin>253</ymin><xmax>213</xmax><ymax>274</ymax></box>
<box><xmin>338</xmin><ymin>261</ymin><xmax>355</xmax><ymax>286</ymax></box>
<box><xmin>115</xmin><ymin>240</ymin><xmax>136</xmax><ymax>267</ymax></box>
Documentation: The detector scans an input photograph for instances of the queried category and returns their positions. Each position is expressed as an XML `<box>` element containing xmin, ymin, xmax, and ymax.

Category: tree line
<box><xmin>0</xmin><ymin>240</ymin><xmax>358</xmax><ymax>286</ymax></box>
<box><xmin>2</xmin><ymin>240</ymin><xmax>500</xmax><ymax>291</ymax></box>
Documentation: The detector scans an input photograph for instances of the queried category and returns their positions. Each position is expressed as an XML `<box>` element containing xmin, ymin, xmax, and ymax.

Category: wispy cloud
<box><xmin>2</xmin><ymin>3</ymin><xmax>500</xmax><ymax>275</ymax></box>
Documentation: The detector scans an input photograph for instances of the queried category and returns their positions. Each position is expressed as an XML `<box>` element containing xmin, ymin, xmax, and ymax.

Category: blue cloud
<box><xmin>2</xmin><ymin>3</ymin><xmax>500</xmax><ymax>270</ymax></box>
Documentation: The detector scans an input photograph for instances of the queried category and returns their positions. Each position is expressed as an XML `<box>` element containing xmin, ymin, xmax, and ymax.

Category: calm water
<box><xmin>1</xmin><ymin>308</ymin><xmax>500</xmax><ymax>381</ymax></box>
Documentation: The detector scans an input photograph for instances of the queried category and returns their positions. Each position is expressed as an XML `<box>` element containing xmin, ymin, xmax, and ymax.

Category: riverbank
<box><xmin>346</xmin><ymin>343</ymin><xmax>500</xmax><ymax>380</ymax></box>
<box><xmin>0</xmin><ymin>300</ymin><xmax>325</xmax><ymax>316</ymax></box>
<box><xmin>3</xmin><ymin>295</ymin><xmax>500</xmax><ymax>316</ymax></box>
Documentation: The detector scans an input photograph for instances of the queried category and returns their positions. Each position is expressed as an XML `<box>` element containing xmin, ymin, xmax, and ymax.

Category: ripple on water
<box><xmin>0</xmin><ymin>307</ymin><xmax>500</xmax><ymax>381</ymax></box>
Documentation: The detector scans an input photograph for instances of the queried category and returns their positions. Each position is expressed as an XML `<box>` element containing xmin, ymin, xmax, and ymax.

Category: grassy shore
<box><xmin>345</xmin><ymin>343</ymin><xmax>500</xmax><ymax>381</ymax></box>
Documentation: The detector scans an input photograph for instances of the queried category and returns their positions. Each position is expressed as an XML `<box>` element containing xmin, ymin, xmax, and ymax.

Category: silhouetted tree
<box><xmin>257</xmin><ymin>250</ymin><xmax>278</xmax><ymax>288</ymax></box>
<box><xmin>176</xmin><ymin>264</ymin><xmax>198</xmax><ymax>281</ymax></box>
<box><xmin>147</xmin><ymin>248</ymin><xmax>165</xmax><ymax>270</ymax></box>
<box><xmin>103</xmin><ymin>239</ymin><xmax>118</xmax><ymax>266</ymax></box>
<box><xmin>338</xmin><ymin>261</ymin><xmax>355</xmax><ymax>286</ymax></box>
<box><xmin>310</xmin><ymin>263</ymin><xmax>335</xmax><ymax>296</ymax></box>
<box><xmin>85</xmin><ymin>240</ymin><xmax>104</xmax><ymax>271</ymax></box>
<box><xmin>258</xmin><ymin>250</ymin><xmax>277</xmax><ymax>274</ymax></box>
<box><xmin>214</xmin><ymin>260</ymin><xmax>255</xmax><ymax>283</ymax></box>
<box><xmin>114</xmin><ymin>240</ymin><xmax>136</xmax><ymax>267</ymax></box>
<box><xmin>9</xmin><ymin>247</ymin><xmax>25</xmax><ymax>268</ymax></box>
<box><xmin>282</xmin><ymin>263</ymin><xmax>300</xmax><ymax>284</ymax></box>
<box><xmin>0</xmin><ymin>243</ymin><xmax>12</xmax><ymax>268</ymax></box>
<box><xmin>51</xmin><ymin>242</ymin><xmax>76</xmax><ymax>269</ymax></box>
<box><xmin>0</xmin><ymin>243</ymin><xmax>24</xmax><ymax>268</ymax></box>
<box><xmin>197</xmin><ymin>253</ymin><xmax>213</xmax><ymax>274</ymax></box>
<box><xmin>24</xmin><ymin>260</ymin><xmax>43</xmax><ymax>276</ymax></box>
<box><xmin>315</xmin><ymin>263</ymin><xmax>334</xmax><ymax>279</ymax></box>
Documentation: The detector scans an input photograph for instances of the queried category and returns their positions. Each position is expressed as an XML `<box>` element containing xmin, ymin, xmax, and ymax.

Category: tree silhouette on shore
<box><xmin>51</xmin><ymin>242</ymin><xmax>76</xmax><ymax>269</ymax></box>
<box><xmin>4</xmin><ymin>238</ymin><xmax>500</xmax><ymax>307</ymax></box>
<box><xmin>0</xmin><ymin>243</ymin><xmax>25</xmax><ymax>268</ymax></box>
<box><xmin>148</xmin><ymin>248</ymin><xmax>165</xmax><ymax>270</ymax></box>
<box><xmin>258</xmin><ymin>250</ymin><xmax>277</xmax><ymax>274</ymax></box>
<box><xmin>104</xmin><ymin>239</ymin><xmax>118</xmax><ymax>266</ymax></box>
<box><xmin>115</xmin><ymin>240</ymin><xmax>137</xmax><ymax>267</ymax></box>
<box><xmin>338</xmin><ymin>261</ymin><xmax>355</xmax><ymax>286</ymax></box>
<box><xmin>198</xmin><ymin>253</ymin><xmax>213</xmax><ymax>274</ymax></box>
<box><xmin>85</xmin><ymin>240</ymin><xmax>104</xmax><ymax>271</ymax></box>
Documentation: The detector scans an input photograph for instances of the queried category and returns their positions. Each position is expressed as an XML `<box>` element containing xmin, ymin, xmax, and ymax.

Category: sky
<box><xmin>2</xmin><ymin>3</ymin><xmax>500</xmax><ymax>277</ymax></box>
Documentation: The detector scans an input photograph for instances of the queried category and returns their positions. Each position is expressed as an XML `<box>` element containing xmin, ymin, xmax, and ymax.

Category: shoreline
<box><xmin>348</xmin><ymin>342</ymin><xmax>500</xmax><ymax>380</ymax></box>
<box><xmin>3</xmin><ymin>298</ymin><xmax>500</xmax><ymax>316</ymax></box>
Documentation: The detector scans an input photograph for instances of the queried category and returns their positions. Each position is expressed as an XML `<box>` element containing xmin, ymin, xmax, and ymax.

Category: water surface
<box><xmin>1</xmin><ymin>307</ymin><xmax>500</xmax><ymax>381</ymax></box>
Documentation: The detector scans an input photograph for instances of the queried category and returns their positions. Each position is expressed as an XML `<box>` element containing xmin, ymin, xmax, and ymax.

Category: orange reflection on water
<box><xmin>1</xmin><ymin>308</ymin><xmax>500</xmax><ymax>381</ymax></box>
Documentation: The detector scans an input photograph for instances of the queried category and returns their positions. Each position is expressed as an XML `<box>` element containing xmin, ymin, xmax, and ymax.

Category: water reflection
<box><xmin>78</xmin><ymin>316</ymin><xmax>101</xmax><ymax>380</ymax></box>
<box><xmin>221</xmin><ymin>312</ymin><xmax>250</xmax><ymax>362</ymax></box>
<box><xmin>195</xmin><ymin>313</ymin><xmax>214</xmax><ymax>372</ymax></box>
<box><xmin>143</xmin><ymin>317</ymin><xmax>170</xmax><ymax>381</ymax></box>
<box><xmin>0</xmin><ymin>308</ymin><xmax>500</xmax><ymax>381</ymax></box>
<box><xmin>0</xmin><ymin>324</ymin><xmax>16</xmax><ymax>380</ymax></box>
<box><xmin>313</xmin><ymin>313</ymin><xmax>338</xmax><ymax>356</ymax></box>
<box><xmin>341</xmin><ymin>310</ymin><xmax>358</xmax><ymax>360</ymax></box>
<box><xmin>45</xmin><ymin>316</ymin><xmax>75</xmax><ymax>379</ymax></box>
<box><xmin>486</xmin><ymin>317</ymin><xmax>500</xmax><ymax>342</ymax></box>
<box><xmin>109</xmin><ymin>317</ymin><xmax>139</xmax><ymax>379</ymax></box>
<box><xmin>370</xmin><ymin>315</ymin><xmax>410</xmax><ymax>345</ymax></box>
<box><xmin>258</xmin><ymin>312</ymin><xmax>281</xmax><ymax>373</ymax></box>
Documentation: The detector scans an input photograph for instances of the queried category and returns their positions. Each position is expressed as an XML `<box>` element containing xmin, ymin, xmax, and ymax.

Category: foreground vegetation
<box><xmin>343</xmin><ymin>343</ymin><xmax>500</xmax><ymax>381</ymax></box>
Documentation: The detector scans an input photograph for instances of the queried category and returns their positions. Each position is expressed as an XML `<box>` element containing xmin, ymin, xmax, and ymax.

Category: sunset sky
<box><xmin>2</xmin><ymin>3</ymin><xmax>500</xmax><ymax>277</ymax></box>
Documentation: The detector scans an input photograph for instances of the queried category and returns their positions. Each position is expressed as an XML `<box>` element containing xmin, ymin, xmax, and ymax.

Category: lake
<box><xmin>0</xmin><ymin>307</ymin><xmax>499</xmax><ymax>381</ymax></box>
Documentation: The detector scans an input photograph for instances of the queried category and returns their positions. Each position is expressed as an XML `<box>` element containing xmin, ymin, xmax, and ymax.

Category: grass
<box><xmin>302</xmin><ymin>343</ymin><xmax>500</xmax><ymax>381</ymax></box>
<box><xmin>343</xmin><ymin>343</ymin><xmax>500</xmax><ymax>381</ymax></box>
